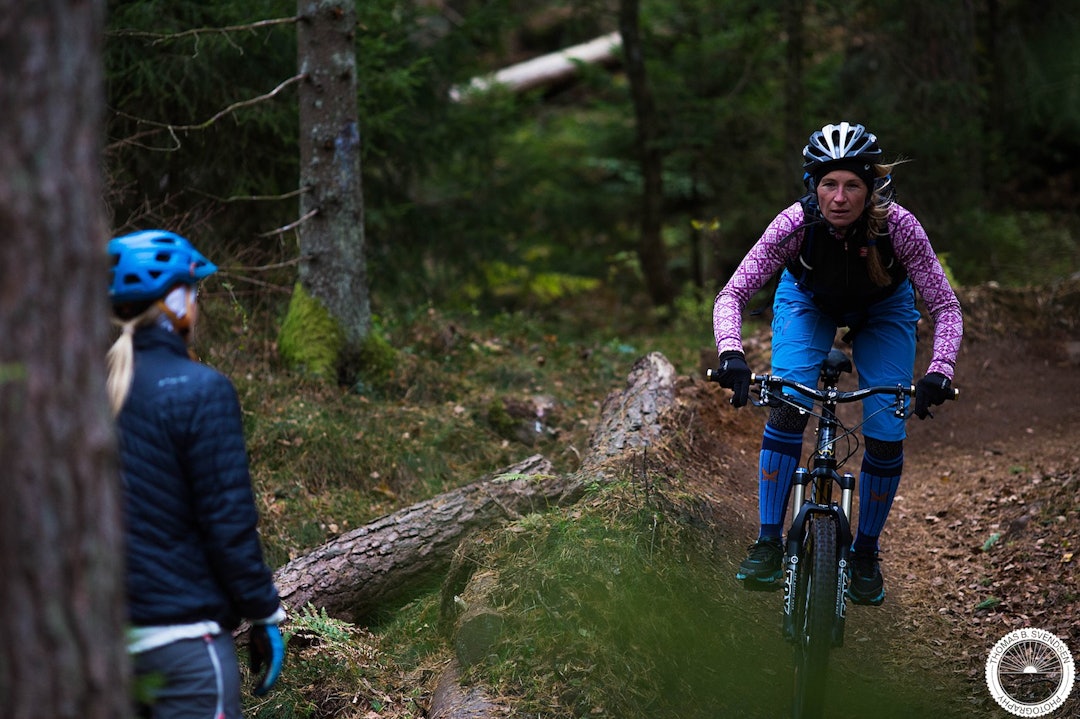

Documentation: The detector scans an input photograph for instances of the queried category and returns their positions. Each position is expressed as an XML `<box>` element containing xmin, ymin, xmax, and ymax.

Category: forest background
<box><xmin>100</xmin><ymin>0</ymin><xmax>1079</xmax><ymax>717</ymax></box>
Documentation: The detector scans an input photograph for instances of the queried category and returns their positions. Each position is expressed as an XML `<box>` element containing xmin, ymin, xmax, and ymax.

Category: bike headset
<box><xmin>108</xmin><ymin>230</ymin><xmax>218</xmax><ymax>332</ymax></box>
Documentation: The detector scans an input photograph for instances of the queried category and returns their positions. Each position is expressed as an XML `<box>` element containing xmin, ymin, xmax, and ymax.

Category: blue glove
<box><xmin>913</xmin><ymin>372</ymin><xmax>952</xmax><ymax>419</ymax></box>
<box><xmin>715</xmin><ymin>351</ymin><xmax>752</xmax><ymax>407</ymax></box>
<box><xmin>249</xmin><ymin>623</ymin><xmax>285</xmax><ymax>696</ymax></box>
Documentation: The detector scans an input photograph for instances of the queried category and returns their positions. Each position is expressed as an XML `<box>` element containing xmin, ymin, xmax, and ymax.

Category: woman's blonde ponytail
<box><xmin>107</xmin><ymin>304</ymin><xmax>161</xmax><ymax>416</ymax></box>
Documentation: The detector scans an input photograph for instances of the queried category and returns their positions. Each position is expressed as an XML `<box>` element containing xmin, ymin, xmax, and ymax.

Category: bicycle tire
<box><xmin>791</xmin><ymin>515</ymin><xmax>838</xmax><ymax>719</ymax></box>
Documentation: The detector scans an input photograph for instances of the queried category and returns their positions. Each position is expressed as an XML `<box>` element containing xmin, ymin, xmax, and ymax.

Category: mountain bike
<box><xmin>709</xmin><ymin>349</ymin><xmax>956</xmax><ymax>718</ymax></box>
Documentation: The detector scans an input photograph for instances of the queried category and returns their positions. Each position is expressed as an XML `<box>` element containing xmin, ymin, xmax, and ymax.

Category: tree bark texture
<box><xmin>274</xmin><ymin>454</ymin><xmax>570</xmax><ymax>623</ymax></box>
<box><xmin>0</xmin><ymin>2</ymin><xmax>129</xmax><ymax>717</ymax></box>
<box><xmin>296</xmin><ymin>0</ymin><xmax>371</xmax><ymax>362</ymax></box>
<box><xmin>584</xmin><ymin>352</ymin><xmax>678</xmax><ymax>467</ymax></box>
<box><xmin>617</xmin><ymin>0</ymin><xmax>675</xmax><ymax>309</ymax></box>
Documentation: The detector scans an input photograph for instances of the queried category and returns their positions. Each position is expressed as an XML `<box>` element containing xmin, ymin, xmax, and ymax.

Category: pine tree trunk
<box><xmin>295</xmin><ymin>0</ymin><xmax>371</xmax><ymax>380</ymax></box>
<box><xmin>0</xmin><ymin>2</ymin><xmax>130</xmax><ymax>716</ymax></box>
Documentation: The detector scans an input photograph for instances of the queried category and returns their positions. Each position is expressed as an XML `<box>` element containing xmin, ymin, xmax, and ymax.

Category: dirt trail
<box><xmin>686</xmin><ymin>281</ymin><xmax>1080</xmax><ymax>717</ymax></box>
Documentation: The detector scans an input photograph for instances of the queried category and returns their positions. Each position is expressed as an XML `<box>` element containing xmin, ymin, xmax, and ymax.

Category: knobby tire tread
<box><xmin>792</xmin><ymin>516</ymin><xmax>838</xmax><ymax>719</ymax></box>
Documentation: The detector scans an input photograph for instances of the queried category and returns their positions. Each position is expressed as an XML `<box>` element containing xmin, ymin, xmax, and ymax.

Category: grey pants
<box><xmin>134</xmin><ymin>633</ymin><xmax>242</xmax><ymax>719</ymax></box>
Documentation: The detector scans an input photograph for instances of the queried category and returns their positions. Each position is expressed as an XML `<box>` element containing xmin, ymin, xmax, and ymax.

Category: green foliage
<box><xmin>353</xmin><ymin>326</ymin><xmax>399</xmax><ymax>393</ymax></box>
<box><xmin>451</xmin><ymin>477</ymin><xmax>969</xmax><ymax>719</ymax></box>
<box><xmin>465</xmin><ymin>261</ymin><xmax>603</xmax><ymax>307</ymax></box>
<box><xmin>106</xmin><ymin>0</ymin><xmax>1080</xmax><ymax>334</ymax></box>
<box><xmin>242</xmin><ymin>603</ymin><xmax>426</xmax><ymax>719</ymax></box>
<box><xmin>471</xmin><ymin>494</ymin><xmax>786</xmax><ymax>718</ymax></box>
<box><xmin>940</xmin><ymin>209</ymin><xmax>1080</xmax><ymax>285</ymax></box>
<box><xmin>278</xmin><ymin>283</ymin><xmax>343</xmax><ymax>379</ymax></box>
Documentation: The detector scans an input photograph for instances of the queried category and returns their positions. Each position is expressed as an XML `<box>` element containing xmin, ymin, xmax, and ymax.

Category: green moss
<box><xmin>356</xmin><ymin>329</ymin><xmax>397</xmax><ymax>386</ymax></box>
<box><xmin>278</xmin><ymin>282</ymin><xmax>343</xmax><ymax>379</ymax></box>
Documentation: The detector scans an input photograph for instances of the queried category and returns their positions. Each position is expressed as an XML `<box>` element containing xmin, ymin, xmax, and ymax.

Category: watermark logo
<box><xmin>986</xmin><ymin>628</ymin><xmax>1075</xmax><ymax>716</ymax></box>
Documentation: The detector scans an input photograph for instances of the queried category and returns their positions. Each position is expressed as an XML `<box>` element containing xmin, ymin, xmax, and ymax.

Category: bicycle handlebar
<box><xmin>704</xmin><ymin>369</ymin><xmax>960</xmax><ymax>404</ymax></box>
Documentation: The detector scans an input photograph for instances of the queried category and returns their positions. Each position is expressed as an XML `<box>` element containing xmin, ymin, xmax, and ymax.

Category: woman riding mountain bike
<box><xmin>711</xmin><ymin>121</ymin><xmax>963</xmax><ymax>606</ymax></box>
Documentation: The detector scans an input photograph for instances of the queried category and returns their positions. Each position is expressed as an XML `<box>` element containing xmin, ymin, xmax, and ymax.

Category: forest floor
<box><xmin>249</xmin><ymin>280</ymin><xmax>1080</xmax><ymax>719</ymax></box>
<box><xmin>680</xmin><ymin>280</ymin><xmax>1080</xmax><ymax>717</ymax></box>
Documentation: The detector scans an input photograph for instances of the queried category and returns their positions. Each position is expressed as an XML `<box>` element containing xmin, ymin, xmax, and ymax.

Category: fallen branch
<box><xmin>450</xmin><ymin>31</ymin><xmax>622</xmax><ymax>101</ymax></box>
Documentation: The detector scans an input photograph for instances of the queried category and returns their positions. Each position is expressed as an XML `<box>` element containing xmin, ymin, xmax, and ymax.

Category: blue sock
<box><xmin>758</xmin><ymin>425</ymin><xmax>803</xmax><ymax>539</ymax></box>
<box><xmin>853</xmin><ymin>450</ymin><xmax>904</xmax><ymax>552</ymax></box>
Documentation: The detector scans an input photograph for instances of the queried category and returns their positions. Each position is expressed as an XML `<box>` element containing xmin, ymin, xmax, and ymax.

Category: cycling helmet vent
<box><xmin>803</xmin><ymin>121</ymin><xmax>881</xmax><ymax>167</ymax></box>
<box><xmin>108</xmin><ymin>230</ymin><xmax>217</xmax><ymax>304</ymax></box>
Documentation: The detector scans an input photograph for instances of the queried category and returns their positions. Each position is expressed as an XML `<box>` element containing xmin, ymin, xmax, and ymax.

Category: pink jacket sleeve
<box><xmin>888</xmin><ymin>204</ymin><xmax>963</xmax><ymax>379</ymax></box>
<box><xmin>712</xmin><ymin>202</ymin><xmax>805</xmax><ymax>356</ymax></box>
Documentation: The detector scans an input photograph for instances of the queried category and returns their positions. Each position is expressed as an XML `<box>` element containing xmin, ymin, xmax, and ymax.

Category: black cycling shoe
<box><xmin>847</xmin><ymin>549</ymin><xmax>885</xmax><ymax>606</ymax></box>
<box><xmin>736</xmin><ymin>537</ymin><xmax>784</xmax><ymax>587</ymax></box>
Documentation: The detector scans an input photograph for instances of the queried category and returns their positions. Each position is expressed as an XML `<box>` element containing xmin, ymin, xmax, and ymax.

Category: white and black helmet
<box><xmin>802</xmin><ymin>122</ymin><xmax>882</xmax><ymax>189</ymax></box>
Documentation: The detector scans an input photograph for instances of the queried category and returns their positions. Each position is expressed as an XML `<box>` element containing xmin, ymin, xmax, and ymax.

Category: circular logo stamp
<box><xmin>986</xmin><ymin>628</ymin><xmax>1075</xmax><ymax>716</ymax></box>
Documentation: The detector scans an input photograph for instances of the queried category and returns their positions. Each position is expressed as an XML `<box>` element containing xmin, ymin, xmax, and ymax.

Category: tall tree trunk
<box><xmin>0</xmin><ymin>2</ymin><xmax>129</xmax><ymax>717</ymax></box>
<box><xmin>618</xmin><ymin>0</ymin><xmax>676</xmax><ymax>309</ymax></box>
<box><xmin>291</xmin><ymin>0</ymin><xmax>371</xmax><ymax>382</ymax></box>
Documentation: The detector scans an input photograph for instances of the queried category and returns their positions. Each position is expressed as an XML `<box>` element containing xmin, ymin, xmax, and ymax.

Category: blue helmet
<box><xmin>108</xmin><ymin>230</ymin><xmax>217</xmax><ymax>304</ymax></box>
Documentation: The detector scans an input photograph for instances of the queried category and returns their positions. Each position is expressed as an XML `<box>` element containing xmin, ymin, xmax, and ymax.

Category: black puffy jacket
<box><xmin>118</xmin><ymin>326</ymin><xmax>280</xmax><ymax>630</ymax></box>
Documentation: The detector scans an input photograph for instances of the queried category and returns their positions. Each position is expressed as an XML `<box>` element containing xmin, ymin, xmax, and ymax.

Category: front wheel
<box><xmin>791</xmin><ymin>515</ymin><xmax>838</xmax><ymax>719</ymax></box>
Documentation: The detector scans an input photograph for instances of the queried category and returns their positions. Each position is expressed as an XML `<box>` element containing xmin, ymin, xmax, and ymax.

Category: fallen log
<box><xmin>450</xmin><ymin>31</ymin><xmax>622</xmax><ymax>101</ymax></box>
<box><xmin>270</xmin><ymin>352</ymin><xmax>680</xmax><ymax>717</ymax></box>
<box><xmin>584</xmin><ymin>351</ymin><xmax>678</xmax><ymax>467</ymax></box>
<box><xmin>273</xmin><ymin>454</ymin><xmax>569</xmax><ymax>623</ymax></box>
<box><xmin>273</xmin><ymin>352</ymin><xmax>678</xmax><ymax>626</ymax></box>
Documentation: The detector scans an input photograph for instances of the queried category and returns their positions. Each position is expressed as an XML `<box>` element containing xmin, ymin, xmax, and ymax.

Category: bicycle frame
<box><xmin>748</xmin><ymin>349</ymin><xmax>932</xmax><ymax>718</ymax></box>
<box><xmin>709</xmin><ymin>348</ymin><xmax>956</xmax><ymax>718</ymax></box>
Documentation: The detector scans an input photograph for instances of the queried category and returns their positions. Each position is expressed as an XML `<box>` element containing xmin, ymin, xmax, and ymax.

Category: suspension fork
<box><xmin>783</xmin><ymin>401</ymin><xmax>857</xmax><ymax>644</ymax></box>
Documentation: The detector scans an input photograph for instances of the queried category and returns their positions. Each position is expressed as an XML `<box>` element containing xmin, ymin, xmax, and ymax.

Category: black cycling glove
<box><xmin>913</xmin><ymin>372</ymin><xmax>952</xmax><ymax>419</ymax></box>
<box><xmin>715</xmin><ymin>350</ymin><xmax>752</xmax><ymax>408</ymax></box>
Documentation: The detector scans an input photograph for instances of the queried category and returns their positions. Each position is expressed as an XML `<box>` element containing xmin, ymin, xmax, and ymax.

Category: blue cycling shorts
<box><xmin>770</xmin><ymin>270</ymin><xmax>920</xmax><ymax>441</ymax></box>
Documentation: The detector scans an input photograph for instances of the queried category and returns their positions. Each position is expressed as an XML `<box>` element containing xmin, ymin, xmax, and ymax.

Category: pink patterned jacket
<box><xmin>712</xmin><ymin>201</ymin><xmax>963</xmax><ymax>379</ymax></box>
